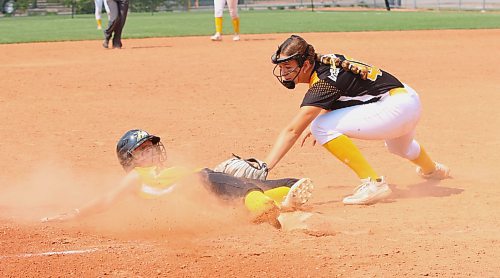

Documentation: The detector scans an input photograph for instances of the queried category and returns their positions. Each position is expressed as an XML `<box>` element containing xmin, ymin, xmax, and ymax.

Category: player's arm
<box><xmin>41</xmin><ymin>171</ymin><xmax>140</xmax><ymax>222</ymax></box>
<box><xmin>265</xmin><ymin>105</ymin><xmax>323</xmax><ymax>170</ymax></box>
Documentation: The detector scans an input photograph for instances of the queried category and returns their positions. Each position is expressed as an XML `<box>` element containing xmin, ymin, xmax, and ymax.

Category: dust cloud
<box><xmin>0</xmin><ymin>160</ymin><xmax>250</xmax><ymax>238</ymax></box>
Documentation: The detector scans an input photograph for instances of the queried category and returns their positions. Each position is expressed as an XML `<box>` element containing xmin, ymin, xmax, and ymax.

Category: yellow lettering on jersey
<box><xmin>343</xmin><ymin>56</ymin><xmax>382</xmax><ymax>81</ymax></box>
<box><xmin>365</xmin><ymin>66</ymin><xmax>382</xmax><ymax>81</ymax></box>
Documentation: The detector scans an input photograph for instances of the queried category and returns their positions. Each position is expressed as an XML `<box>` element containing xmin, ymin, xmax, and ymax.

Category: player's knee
<box><xmin>229</xmin><ymin>10</ymin><xmax>238</xmax><ymax>18</ymax></box>
<box><xmin>386</xmin><ymin>140</ymin><xmax>420</xmax><ymax>160</ymax></box>
<box><xmin>214</xmin><ymin>10</ymin><xmax>223</xmax><ymax>17</ymax></box>
<box><xmin>386</xmin><ymin>143</ymin><xmax>406</xmax><ymax>157</ymax></box>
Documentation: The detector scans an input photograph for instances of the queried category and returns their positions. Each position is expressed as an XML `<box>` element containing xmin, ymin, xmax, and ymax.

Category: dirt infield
<box><xmin>0</xmin><ymin>29</ymin><xmax>499</xmax><ymax>277</ymax></box>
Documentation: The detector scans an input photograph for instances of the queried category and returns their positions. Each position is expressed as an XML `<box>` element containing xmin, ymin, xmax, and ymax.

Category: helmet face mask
<box><xmin>272</xmin><ymin>62</ymin><xmax>300</xmax><ymax>90</ymax></box>
<box><xmin>116</xmin><ymin>129</ymin><xmax>166</xmax><ymax>171</ymax></box>
<box><xmin>130</xmin><ymin>141</ymin><xmax>167</xmax><ymax>166</ymax></box>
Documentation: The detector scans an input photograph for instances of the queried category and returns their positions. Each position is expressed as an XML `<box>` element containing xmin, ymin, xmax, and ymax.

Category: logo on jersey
<box><xmin>327</xmin><ymin>67</ymin><xmax>340</xmax><ymax>82</ymax></box>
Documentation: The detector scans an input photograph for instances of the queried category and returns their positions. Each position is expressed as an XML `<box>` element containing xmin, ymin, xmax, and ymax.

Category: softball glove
<box><xmin>214</xmin><ymin>154</ymin><xmax>269</xmax><ymax>180</ymax></box>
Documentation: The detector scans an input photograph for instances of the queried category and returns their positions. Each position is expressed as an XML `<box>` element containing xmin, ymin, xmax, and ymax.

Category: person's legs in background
<box><xmin>211</xmin><ymin>0</ymin><xmax>225</xmax><ymax>41</ymax></box>
<box><xmin>103</xmin><ymin>0</ymin><xmax>111</xmax><ymax>21</ymax></box>
<box><xmin>94</xmin><ymin>0</ymin><xmax>104</xmax><ymax>30</ymax></box>
<box><xmin>226</xmin><ymin>0</ymin><xmax>240</xmax><ymax>41</ymax></box>
<box><xmin>111</xmin><ymin>0</ymin><xmax>129</xmax><ymax>48</ymax></box>
<box><xmin>103</xmin><ymin>0</ymin><xmax>119</xmax><ymax>48</ymax></box>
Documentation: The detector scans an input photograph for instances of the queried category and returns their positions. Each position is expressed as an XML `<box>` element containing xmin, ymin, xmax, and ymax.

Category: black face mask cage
<box><xmin>272</xmin><ymin>64</ymin><xmax>300</xmax><ymax>89</ymax></box>
<box><xmin>271</xmin><ymin>40</ymin><xmax>310</xmax><ymax>89</ymax></box>
<box><xmin>129</xmin><ymin>141</ymin><xmax>167</xmax><ymax>166</ymax></box>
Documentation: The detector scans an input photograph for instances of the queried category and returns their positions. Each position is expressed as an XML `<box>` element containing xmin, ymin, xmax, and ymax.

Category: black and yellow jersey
<box><xmin>301</xmin><ymin>54</ymin><xmax>404</xmax><ymax>111</ymax></box>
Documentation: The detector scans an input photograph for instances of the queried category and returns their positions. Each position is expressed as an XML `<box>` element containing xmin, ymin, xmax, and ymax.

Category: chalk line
<box><xmin>0</xmin><ymin>247</ymin><xmax>99</xmax><ymax>259</ymax></box>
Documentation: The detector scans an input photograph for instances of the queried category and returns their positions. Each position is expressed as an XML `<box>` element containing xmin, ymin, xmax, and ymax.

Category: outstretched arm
<box><xmin>41</xmin><ymin>171</ymin><xmax>140</xmax><ymax>222</ymax></box>
<box><xmin>265</xmin><ymin>106</ymin><xmax>322</xmax><ymax>170</ymax></box>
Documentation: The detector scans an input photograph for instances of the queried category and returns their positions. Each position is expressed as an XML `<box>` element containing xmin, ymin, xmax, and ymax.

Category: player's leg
<box><xmin>226</xmin><ymin>0</ymin><xmax>240</xmax><ymax>41</ymax></box>
<box><xmin>310</xmin><ymin>87</ymin><xmax>422</xmax><ymax>204</ymax></box>
<box><xmin>199</xmin><ymin>169</ymin><xmax>280</xmax><ymax>227</ymax></box>
<box><xmin>384</xmin><ymin>86</ymin><xmax>450</xmax><ymax>179</ymax></box>
<box><xmin>253</xmin><ymin>178</ymin><xmax>313</xmax><ymax>210</ymax></box>
<box><xmin>385</xmin><ymin>132</ymin><xmax>449</xmax><ymax>179</ymax></box>
<box><xmin>211</xmin><ymin>0</ymin><xmax>225</xmax><ymax>41</ymax></box>
<box><xmin>103</xmin><ymin>0</ymin><xmax>119</xmax><ymax>48</ymax></box>
<box><xmin>103</xmin><ymin>0</ymin><xmax>111</xmax><ymax>20</ymax></box>
<box><xmin>111</xmin><ymin>0</ymin><xmax>128</xmax><ymax>48</ymax></box>
<box><xmin>95</xmin><ymin>0</ymin><xmax>103</xmax><ymax>30</ymax></box>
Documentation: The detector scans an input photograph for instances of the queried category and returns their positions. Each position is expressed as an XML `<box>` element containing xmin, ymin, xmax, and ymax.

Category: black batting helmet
<box><xmin>116</xmin><ymin>129</ymin><xmax>163</xmax><ymax>171</ymax></box>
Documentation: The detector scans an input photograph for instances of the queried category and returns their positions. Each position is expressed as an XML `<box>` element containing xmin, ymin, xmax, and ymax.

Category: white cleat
<box><xmin>416</xmin><ymin>162</ymin><xmax>450</xmax><ymax>180</ymax></box>
<box><xmin>281</xmin><ymin>178</ymin><xmax>314</xmax><ymax>210</ymax></box>
<box><xmin>343</xmin><ymin>177</ymin><xmax>391</xmax><ymax>205</ymax></box>
<box><xmin>232</xmin><ymin>34</ymin><xmax>240</xmax><ymax>41</ymax></box>
<box><xmin>210</xmin><ymin>33</ymin><xmax>222</xmax><ymax>41</ymax></box>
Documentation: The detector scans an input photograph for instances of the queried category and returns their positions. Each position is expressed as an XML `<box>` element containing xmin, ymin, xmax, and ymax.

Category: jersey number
<box><xmin>344</xmin><ymin>57</ymin><xmax>382</xmax><ymax>81</ymax></box>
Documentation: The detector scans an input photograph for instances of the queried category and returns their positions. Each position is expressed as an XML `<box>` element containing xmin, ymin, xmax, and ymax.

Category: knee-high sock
<box><xmin>263</xmin><ymin>186</ymin><xmax>290</xmax><ymax>205</ymax></box>
<box><xmin>231</xmin><ymin>17</ymin><xmax>240</xmax><ymax>34</ymax></box>
<box><xmin>323</xmin><ymin>135</ymin><xmax>379</xmax><ymax>180</ymax></box>
<box><xmin>411</xmin><ymin>146</ymin><xmax>436</xmax><ymax>174</ymax></box>
<box><xmin>215</xmin><ymin>17</ymin><xmax>223</xmax><ymax>34</ymax></box>
<box><xmin>244</xmin><ymin>191</ymin><xmax>277</xmax><ymax>216</ymax></box>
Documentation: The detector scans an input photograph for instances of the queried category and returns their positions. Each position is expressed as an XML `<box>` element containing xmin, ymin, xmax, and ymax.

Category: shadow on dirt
<box><xmin>388</xmin><ymin>180</ymin><xmax>463</xmax><ymax>199</ymax></box>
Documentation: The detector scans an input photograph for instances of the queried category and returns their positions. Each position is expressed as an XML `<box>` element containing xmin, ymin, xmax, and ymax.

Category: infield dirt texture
<box><xmin>0</xmin><ymin>29</ymin><xmax>499</xmax><ymax>277</ymax></box>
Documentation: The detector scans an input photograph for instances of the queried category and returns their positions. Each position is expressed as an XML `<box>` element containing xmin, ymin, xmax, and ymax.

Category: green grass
<box><xmin>1</xmin><ymin>10</ymin><xmax>500</xmax><ymax>44</ymax></box>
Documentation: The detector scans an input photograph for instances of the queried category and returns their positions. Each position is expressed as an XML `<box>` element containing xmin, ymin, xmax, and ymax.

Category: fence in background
<box><xmin>2</xmin><ymin>0</ymin><xmax>499</xmax><ymax>16</ymax></box>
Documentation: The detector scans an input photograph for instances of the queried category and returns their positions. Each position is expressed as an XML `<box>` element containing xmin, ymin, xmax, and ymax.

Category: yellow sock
<box><xmin>411</xmin><ymin>146</ymin><xmax>436</xmax><ymax>174</ymax></box>
<box><xmin>96</xmin><ymin>19</ymin><xmax>102</xmax><ymax>28</ymax></box>
<box><xmin>231</xmin><ymin>17</ymin><xmax>240</xmax><ymax>34</ymax></box>
<box><xmin>263</xmin><ymin>186</ymin><xmax>290</xmax><ymax>205</ymax></box>
<box><xmin>215</xmin><ymin>17</ymin><xmax>223</xmax><ymax>34</ymax></box>
<box><xmin>323</xmin><ymin>135</ymin><xmax>379</xmax><ymax>180</ymax></box>
<box><xmin>244</xmin><ymin>190</ymin><xmax>277</xmax><ymax>216</ymax></box>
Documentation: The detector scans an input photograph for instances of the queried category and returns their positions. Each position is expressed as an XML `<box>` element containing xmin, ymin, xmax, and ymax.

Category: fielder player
<box><xmin>94</xmin><ymin>0</ymin><xmax>110</xmax><ymax>30</ymax></box>
<box><xmin>210</xmin><ymin>0</ymin><xmax>240</xmax><ymax>41</ymax></box>
<box><xmin>102</xmin><ymin>0</ymin><xmax>129</xmax><ymax>49</ymax></box>
<box><xmin>263</xmin><ymin>35</ymin><xmax>450</xmax><ymax>205</ymax></box>
<box><xmin>41</xmin><ymin>129</ymin><xmax>313</xmax><ymax>228</ymax></box>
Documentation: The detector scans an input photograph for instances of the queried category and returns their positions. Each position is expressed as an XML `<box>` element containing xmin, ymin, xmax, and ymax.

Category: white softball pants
<box><xmin>310</xmin><ymin>84</ymin><xmax>423</xmax><ymax>160</ymax></box>
<box><xmin>214</xmin><ymin>0</ymin><xmax>239</xmax><ymax>18</ymax></box>
<box><xmin>95</xmin><ymin>0</ymin><xmax>110</xmax><ymax>20</ymax></box>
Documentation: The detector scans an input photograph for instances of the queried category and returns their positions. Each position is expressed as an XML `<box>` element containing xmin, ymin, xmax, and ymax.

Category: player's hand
<box><xmin>41</xmin><ymin>209</ymin><xmax>80</xmax><ymax>223</ymax></box>
<box><xmin>300</xmin><ymin>131</ymin><xmax>316</xmax><ymax>147</ymax></box>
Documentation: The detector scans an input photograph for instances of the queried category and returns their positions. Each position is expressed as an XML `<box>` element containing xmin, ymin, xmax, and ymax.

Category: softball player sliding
<box><xmin>210</xmin><ymin>0</ymin><xmax>240</xmax><ymax>41</ymax></box>
<box><xmin>41</xmin><ymin>129</ymin><xmax>313</xmax><ymax>229</ymax></box>
<box><xmin>94</xmin><ymin>0</ymin><xmax>110</xmax><ymax>30</ymax></box>
<box><xmin>264</xmin><ymin>35</ymin><xmax>450</xmax><ymax>205</ymax></box>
